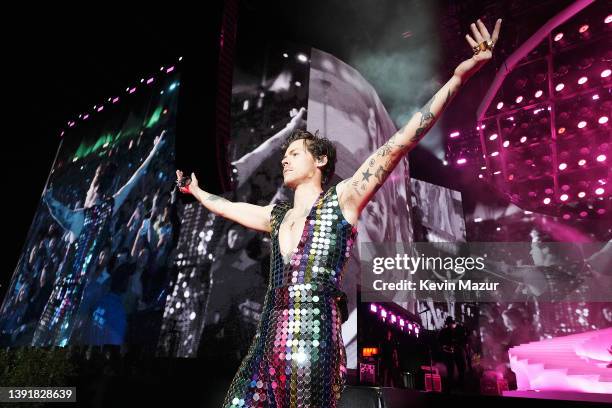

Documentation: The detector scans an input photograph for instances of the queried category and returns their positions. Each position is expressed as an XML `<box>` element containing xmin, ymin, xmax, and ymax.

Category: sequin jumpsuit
<box><xmin>32</xmin><ymin>197</ymin><xmax>114</xmax><ymax>347</ymax></box>
<box><xmin>223</xmin><ymin>185</ymin><xmax>357</xmax><ymax>408</ymax></box>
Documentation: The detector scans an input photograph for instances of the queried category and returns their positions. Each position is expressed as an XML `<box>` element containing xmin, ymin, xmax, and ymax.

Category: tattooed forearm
<box><xmin>377</xmin><ymin>134</ymin><xmax>407</xmax><ymax>158</ymax></box>
<box><xmin>411</xmin><ymin>88</ymin><xmax>455</xmax><ymax>143</ymax></box>
<box><xmin>361</xmin><ymin>169</ymin><xmax>373</xmax><ymax>183</ymax></box>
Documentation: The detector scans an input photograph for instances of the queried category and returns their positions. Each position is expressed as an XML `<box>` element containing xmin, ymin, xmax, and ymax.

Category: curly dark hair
<box><xmin>94</xmin><ymin>162</ymin><xmax>118</xmax><ymax>195</ymax></box>
<box><xmin>281</xmin><ymin>129</ymin><xmax>336</xmax><ymax>184</ymax></box>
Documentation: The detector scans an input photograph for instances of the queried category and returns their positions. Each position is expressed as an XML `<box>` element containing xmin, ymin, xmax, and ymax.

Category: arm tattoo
<box><xmin>351</xmin><ymin>178</ymin><xmax>363</xmax><ymax>196</ymax></box>
<box><xmin>361</xmin><ymin>169</ymin><xmax>373</xmax><ymax>183</ymax></box>
<box><xmin>374</xmin><ymin>164</ymin><xmax>392</xmax><ymax>186</ymax></box>
<box><xmin>377</xmin><ymin>134</ymin><xmax>407</xmax><ymax>157</ymax></box>
<box><xmin>412</xmin><ymin>88</ymin><xmax>454</xmax><ymax>143</ymax></box>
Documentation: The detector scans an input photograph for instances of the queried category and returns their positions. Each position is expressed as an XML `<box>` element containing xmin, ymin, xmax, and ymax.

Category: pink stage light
<box><xmin>595</xmin><ymin>188</ymin><xmax>604</xmax><ymax>195</ymax></box>
<box><xmin>554</xmin><ymin>32</ymin><xmax>563</xmax><ymax>41</ymax></box>
<box><xmin>577</xmin><ymin>121</ymin><xmax>587</xmax><ymax>129</ymax></box>
<box><xmin>578</xmin><ymin>24</ymin><xmax>589</xmax><ymax>33</ymax></box>
<box><xmin>596</xmin><ymin>154</ymin><xmax>606</xmax><ymax>162</ymax></box>
<box><xmin>515</xmin><ymin>96</ymin><xmax>523</xmax><ymax>103</ymax></box>
<box><xmin>592</xmin><ymin>94</ymin><xmax>599</xmax><ymax>100</ymax></box>
<box><xmin>578</xmin><ymin>76</ymin><xmax>588</xmax><ymax>85</ymax></box>
<box><xmin>555</xmin><ymin>83</ymin><xmax>565</xmax><ymax>92</ymax></box>
<box><xmin>129</xmin><ymin>87</ymin><xmax>136</xmax><ymax>94</ymax></box>
<box><xmin>543</xmin><ymin>198</ymin><xmax>551</xmax><ymax>205</ymax></box>
<box><xmin>503</xmin><ymin>140</ymin><xmax>510</xmax><ymax>147</ymax></box>
<box><xmin>578</xmin><ymin>159</ymin><xmax>586</xmax><ymax>166</ymax></box>
<box><xmin>489</xmin><ymin>134</ymin><xmax>498</xmax><ymax>141</ymax></box>
<box><xmin>456</xmin><ymin>158</ymin><xmax>467</xmax><ymax>165</ymax></box>
<box><xmin>520</xmin><ymin>136</ymin><xmax>527</xmax><ymax>143</ymax></box>
<box><xmin>560</xmin><ymin>194</ymin><xmax>569</xmax><ymax>201</ymax></box>
<box><xmin>147</xmin><ymin>77</ymin><xmax>154</xmax><ymax>85</ymax></box>
<box><xmin>601</xmin><ymin>69</ymin><xmax>611</xmax><ymax>78</ymax></box>
<box><xmin>580</xmin><ymin>211</ymin><xmax>588</xmax><ymax>217</ymax></box>
<box><xmin>597</xmin><ymin>208</ymin><xmax>606</xmax><ymax>215</ymax></box>
<box><xmin>166</xmin><ymin>66</ymin><xmax>175</xmax><ymax>73</ymax></box>
<box><xmin>558</xmin><ymin>163</ymin><xmax>567</xmax><ymax>170</ymax></box>
<box><xmin>450</xmin><ymin>131</ymin><xmax>460</xmax><ymax>138</ymax></box>
<box><xmin>562</xmin><ymin>214</ymin><xmax>571</xmax><ymax>220</ymax></box>
<box><xmin>509</xmin><ymin>327</ymin><xmax>612</xmax><ymax>394</ymax></box>
<box><xmin>606</xmin><ymin>14</ymin><xmax>612</xmax><ymax>24</ymax></box>
<box><xmin>598</xmin><ymin>116</ymin><xmax>609</xmax><ymax>124</ymax></box>
<box><xmin>578</xmin><ymin>191</ymin><xmax>586</xmax><ymax>198</ymax></box>
<box><xmin>535</xmin><ymin>90</ymin><xmax>543</xmax><ymax>98</ymax></box>
<box><xmin>496</xmin><ymin>102</ymin><xmax>504</xmax><ymax>110</ymax></box>
<box><xmin>370</xmin><ymin>304</ymin><xmax>377</xmax><ymax>313</ymax></box>
<box><xmin>112</xmin><ymin>97</ymin><xmax>119</xmax><ymax>103</ymax></box>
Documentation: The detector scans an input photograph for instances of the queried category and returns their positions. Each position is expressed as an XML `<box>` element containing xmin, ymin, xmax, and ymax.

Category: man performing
<box><xmin>178</xmin><ymin>18</ymin><xmax>502</xmax><ymax>408</ymax></box>
<box><xmin>32</xmin><ymin>131</ymin><xmax>166</xmax><ymax>347</ymax></box>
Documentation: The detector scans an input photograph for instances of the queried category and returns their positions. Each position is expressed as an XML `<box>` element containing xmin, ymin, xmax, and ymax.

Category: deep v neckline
<box><xmin>278</xmin><ymin>190</ymin><xmax>325</xmax><ymax>265</ymax></box>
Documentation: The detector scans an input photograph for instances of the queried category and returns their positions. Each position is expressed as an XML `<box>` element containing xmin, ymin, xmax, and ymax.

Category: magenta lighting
<box><xmin>129</xmin><ymin>87</ymin><xmax>136</xmax><ymax>94</ymax></box>
<box><xmin>166</xmin><ymin>66</ymin><xmax>175</xmax><ymax>74</ymax></box>
<box><xmin>489</xmin><ymin>133</ymin><xmax>498</xmax><ymax>141</ymax></box>
<box><xmin>535</xmin><ymin>90</ymin><xmax>543</xmax><ymax>98</ymax></box>
<box><xmin>554</xmin><ymin>32</ymin><xmax>564</xmax><ymax>41</ymax></box>
<box><xmin>370</xmin><ymin>304</ymin><xmax>377</xmax><ymax>313</ymax></box>
<box><xmin>509</xmin><ymin>327</ymin><xmax>612</xmax><ymax>394</ymax></box>
<box><xmin>112</xmin><ymin>97</ymin><xmax>119</xmax><ymax>104</ymax></box>
<box><xmin>555</xmin><ymin>83</ymin><xmax>565</xmax><ymax>92</ymax></box>
<box><xmin>496</xmin><ymin>102</ymin><xmax>504</xmax><ymax>110</ymax></box>
<box><xmin>596</xmin><ymin>154</ymin><xmax>606</xmax><ymax>162</ymax></box>
<box><xmin>457</xmin><ymin>158</ymin><xmax>467</xmax><ymax>165</ymax></box>
<box><xmin>595</xmin><ymin>187</ymin><xmax>604</xmax><ymax>195</ymax></box>
<box><xmin>97</xmin><ymin>106</ymin><xmax>104</xmax><ymax>112</ymax></box>
<box><xmin>450</xmin><ymin>131</ymin><xmax>460</xmax><ymax>138</ymax></box>
<box><xmin>578</xmin><ymin>76</ymin><xmax>588</xmax><ymax>85</ymax></box>
<box><xmin>598</xmin><ymin>116</ymin><xmax>608</xmax><ymax>124</ymax></box>
<box><xmin>147</xmin><ymin>77</ymin><xmax>154</xmax><ymax>85</ymax></box>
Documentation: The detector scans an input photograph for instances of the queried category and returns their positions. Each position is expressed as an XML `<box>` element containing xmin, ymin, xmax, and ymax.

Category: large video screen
<box><xmin>0</xmin><ymin>73</ymin><xmax>180</xmax><ymax>351</ymax></box>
